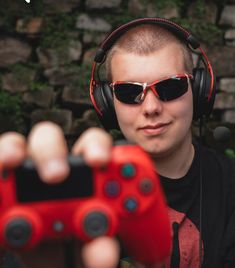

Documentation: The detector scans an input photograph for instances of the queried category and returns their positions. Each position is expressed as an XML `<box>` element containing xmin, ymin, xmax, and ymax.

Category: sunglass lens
<box><xmin>156</xmin><ymin>77</ymin><xmax>189</xmax><ymax>101</ymax></box>
<box><xmin>113</xmin><ymin>84</ymin><xmax>143</xmax><ymax>104</ymax></box>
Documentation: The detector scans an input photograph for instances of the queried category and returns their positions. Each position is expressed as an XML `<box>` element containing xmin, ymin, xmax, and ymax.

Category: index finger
<box><xmin>27</xmin><ymin>121</ymin><xmax>69</xmax><ymax>184</ymax></box>
<box><xmin>72</xmin><ymin>128</ymin><xmax>113</xmax><ymax>167</ymax></box>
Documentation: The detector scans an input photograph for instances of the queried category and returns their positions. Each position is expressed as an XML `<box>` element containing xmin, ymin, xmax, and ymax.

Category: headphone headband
<box><xmin>94</xmin><ymin>18</ymin><xmax>200</xmax><ymax>63</ymax></box>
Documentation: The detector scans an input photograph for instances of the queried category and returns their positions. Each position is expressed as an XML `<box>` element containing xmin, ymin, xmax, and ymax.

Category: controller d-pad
<box><xmin>104</xmin><ymin>180</ymin><xmax>121</xmax><ymax>198</ymax></box>
<box><xmin>139</xmin><ymin>178</ymin><xmax>153</xmax><ymax>194</ymax></box>
<box><xmin>124</xmin><ymin>197</ymin><xmax>138</xmax><ymax>212</ymax></box>
<box><xmin>121</xmin><ymin>163</ymin><xmax>136</xmax><ymax>178</ymax></box>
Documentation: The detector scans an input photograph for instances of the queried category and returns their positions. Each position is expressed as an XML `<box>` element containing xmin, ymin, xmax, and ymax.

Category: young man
<box><xmin>0</xmin><ymin>18</ymin><xmax>235</xmax><ymax>268</ymax></box>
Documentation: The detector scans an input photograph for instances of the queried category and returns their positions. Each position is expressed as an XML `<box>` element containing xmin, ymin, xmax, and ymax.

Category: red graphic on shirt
<box><xmin>164</xmin><ymin>207</ymin><xmax>204</xmax><ymax>268</ymax></box>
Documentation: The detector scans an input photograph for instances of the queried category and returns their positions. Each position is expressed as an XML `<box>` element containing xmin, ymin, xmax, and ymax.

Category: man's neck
<box><xmin>152</xmin><ymin>135</ymin><xmax>195</xmax><ymax>179</ymax></box>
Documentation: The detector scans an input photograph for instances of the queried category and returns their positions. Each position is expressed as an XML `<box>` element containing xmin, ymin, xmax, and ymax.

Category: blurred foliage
<box><xmin>0</xmin><ymin>91</ymin><xmax>24</xmax><ymax>133</ymax></box>
<box><xmin>67</xmin><ymin>63</ymin><xmax>92</xmax><ymax>100</ymax></box>
<box><xmin>225</xmin><ymin>148</ymin><xmax>235</xmax><ymax>159</ymax></box>
<box><xmin>9</xmin><ymin>63</ymin><xmax>35</xmax><ymax>85</ymax></box>
<box><xmin>173</xmin><ymin>18</ymin><xmax>222</xmax><ymax>44</ymax></box>
<box><xmin>40</xmin><ymin>12</ymin><xmax>77</xmax><ymax>49</ymax></box>
<box><xmin>9</xmin><ymin>63</ymin><xmax>47</xmax><ymax>92</ymax></box>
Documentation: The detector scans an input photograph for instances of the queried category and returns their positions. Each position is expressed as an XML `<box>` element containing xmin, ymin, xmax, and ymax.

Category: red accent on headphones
<box><xmin>198</xmin><ymin>47</ymin><xmax>214</xmax><ymax>100</ymax></box>
<box><xmin>90</xmin><ymin>62</ymin><xmax>102</xmax><ymax>115</ymax></box>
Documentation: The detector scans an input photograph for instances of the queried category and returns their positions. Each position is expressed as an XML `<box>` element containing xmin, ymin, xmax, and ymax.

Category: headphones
<box><xmin>89</xmin><ymin>17</ymin><xmax>216</xmax><ymax>130</ymax></box>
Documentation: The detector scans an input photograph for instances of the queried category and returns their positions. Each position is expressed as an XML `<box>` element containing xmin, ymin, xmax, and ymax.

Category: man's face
<box><xmin>111</xmin><ymin>43</ymin><xmax>193</xmax><ymax>158</ymax></box>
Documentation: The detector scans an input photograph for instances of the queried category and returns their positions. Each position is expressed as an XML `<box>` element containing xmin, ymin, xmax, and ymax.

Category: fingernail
<box><xmin>39</xmin><ymin>159</ymin><xmax>69</xmax><ymax>183</ymax></box>
<box><xmin>84</xmin><ymin>145</ymin><xmax>110</xmax><ymax>168</ymax></box>
<box><xmin>88</xmin><ymin>144</ymin><xmax>109</xmax><ymax>159</ymax></box>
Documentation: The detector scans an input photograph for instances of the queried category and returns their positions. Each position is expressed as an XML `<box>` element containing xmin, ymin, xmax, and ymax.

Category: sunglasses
<box><xmin>110</xmin><ymin>73</ymin><xmax>193</xmax><ymax>104</ymax></box>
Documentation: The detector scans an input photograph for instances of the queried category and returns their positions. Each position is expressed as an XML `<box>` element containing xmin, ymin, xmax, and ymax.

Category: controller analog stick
<box><xmin>84</xmin><ymin>211</ymin><xmax>109</xmax><ymax>238</ymax></box>
<box><xmin>5</xmin><ymin>218</ymin><xmax>32</xmax><ymax>248</ymax></box>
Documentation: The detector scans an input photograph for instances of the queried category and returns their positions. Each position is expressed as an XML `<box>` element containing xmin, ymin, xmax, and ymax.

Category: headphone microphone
<box><xmin>213</xmin><ymin>126</ymin><xmax>231</xmax><ymax>142</ymax></box>
<box><xmin>201</xmin><ymin>123</ymin><xmax>231</xmax><ymax>143</ymax></box>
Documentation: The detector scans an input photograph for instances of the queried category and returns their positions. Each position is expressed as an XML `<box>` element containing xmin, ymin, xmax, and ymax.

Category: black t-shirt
<box><xmin>160</xmin><ymin>142</ymin><xmax>235</xmax><ymax>268</ymax></box>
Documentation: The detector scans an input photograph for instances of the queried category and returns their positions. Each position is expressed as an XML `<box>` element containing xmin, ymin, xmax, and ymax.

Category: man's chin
<box><xmin>140</xmin><ymin>144</ymin><xmax>166</xmax><ymax>158</ymax></box>
<box><xmin>141</xmin><ymin>142</ymin><xmax>174</xmax><ymax>159</ymax></box>
<box><xmin>148</xmin><ymin>150</ymin><xmax>170</xmax><ymax>160</ymax></box>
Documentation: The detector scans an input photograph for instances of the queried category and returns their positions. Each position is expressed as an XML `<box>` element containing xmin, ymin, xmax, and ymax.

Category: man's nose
<box><xmin>140</xmin><ymin>89</ymin><xmax>163</xmax><ymax>116</ymax></box>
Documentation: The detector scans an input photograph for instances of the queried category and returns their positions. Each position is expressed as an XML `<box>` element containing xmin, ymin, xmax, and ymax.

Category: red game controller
<box><xmin>0</xmin><ymin>142</ymin><xmax>171</xmax><ymax>265</ymax></box>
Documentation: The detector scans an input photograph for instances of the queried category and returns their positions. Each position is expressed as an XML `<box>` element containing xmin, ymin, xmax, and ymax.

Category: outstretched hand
<box><xmin>0</xmin><ymin>122</ymin><xmax>119</xmax><ymax>268</ymax></box>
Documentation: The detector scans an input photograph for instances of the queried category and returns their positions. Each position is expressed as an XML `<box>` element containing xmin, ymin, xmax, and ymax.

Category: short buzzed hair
<box><xmin>105</xmin><ymin>24</ymin><xmax>194</xmax><ymax>81</ymax></box>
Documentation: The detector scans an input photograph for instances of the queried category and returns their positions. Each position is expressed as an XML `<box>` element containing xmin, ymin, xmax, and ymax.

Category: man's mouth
<box><xmin>138</xmin><ymin>122</ymin><xmax>171</xmax><ymax>135</ymax></box>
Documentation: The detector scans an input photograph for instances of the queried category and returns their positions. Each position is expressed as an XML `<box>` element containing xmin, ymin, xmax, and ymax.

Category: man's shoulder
<box><xmin>193</xmin><ymin>142</ymin><xmax>235</xmax><ymax>185</ymax></box>
<box><xmin>194</xmin><ymin>142</ymin><xmax>235</xmax><ymax>168</ymax></box>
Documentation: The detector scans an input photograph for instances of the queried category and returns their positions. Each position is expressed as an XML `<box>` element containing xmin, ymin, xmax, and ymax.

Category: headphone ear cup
<box><xmin>192</xmin><ymin>67</ymin><xmax>203</xmax><ymax>120</ymax></box>
<box><xmin>192</xmin><ymin>67</ymin><xmax>216</xmax><ymax>120</ymax></box>
<box><xmin>92</xmin><ymin>83</ymin><xmax>119</xmax><ymax>130</ymax></box>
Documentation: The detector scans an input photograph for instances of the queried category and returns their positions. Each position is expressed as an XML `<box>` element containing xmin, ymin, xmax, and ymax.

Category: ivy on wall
<box><xmin>0</xmin><ymin>91</ymin><xmax>24</xmax><ymax>132</ymax></box>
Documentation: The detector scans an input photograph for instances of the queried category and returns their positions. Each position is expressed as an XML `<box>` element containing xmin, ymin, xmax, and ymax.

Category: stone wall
<box><xmin>0</xmin><ymin>0</ymin><xmax>235</xmax><ymax>153</ymax></box>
